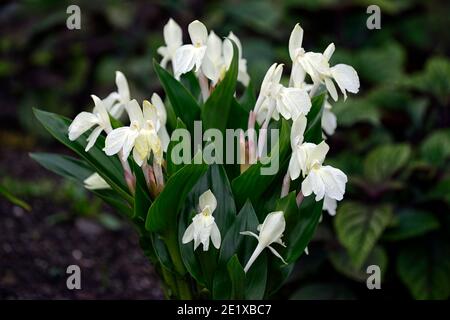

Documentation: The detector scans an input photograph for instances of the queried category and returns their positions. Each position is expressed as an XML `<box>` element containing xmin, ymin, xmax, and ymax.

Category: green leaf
<box><xmin>0</xmin><ymin>184</ymin><xmax>31</xmax><ymax>211</ymax></box>
<box><xmin>146</xmin><ymin>163</ymin><xmax>207</xmax><ymax>233</ymax></box>
<box><xmin>364</xmin><ymin>144</ymin><xmax>411</xmax><ymax>184</ymax></box>
<box><xmin>166</xmin><ymin>118</ymin><xmax>188</xmax><ymax>176</ymax></box>
<box><xmin>30</xmin><ymin>152</ymin><xmax>132</xmax><ymax>216</ymax></box>
<box><xmin>335</xmin><ymin>202</ymin><xmax>393</xmax><ymax>269</ymax></box>
<box><xmin>202</xmin><ymin>40</ymin><xmax>239</xmax><ymax>133</ymax></box>
<box><xmin>290</xmin><ymin>283</ymin><xmax>355</xmax><ymax>300</ymax></box>
<box><xmin>178</xmin><ymin>164</ymin><xmax>236</xmax><ymax>289</ymax></box>
<box><xmin>232</xmin><ymin>119</ymin><xmax>291</xmax><ymax>208</ymax></box>
<box><xmin>304</xmin><ymin>93</ymin><xmax>325</xmax><ymax>144</ymax></box>
<box><xmin>213</xmin><ymin>201</ymin><xmax>267</xmax><ymax>299</ymax></box>
<box><xmin>329</xmin><ymin>246</ymin><xmax>388</xmax><ymax>282</ymax></box>
<box><xmin>131</xmin><ymin>160</ymin><xmax>151</xmax><ymax>223</ymax></box>
<box><xmin>383</xmin><ymin>209</ymin><xmax>439</xmax><ymax>241</ymax></box>
<box><xmin>33</xmin><ymin>109</ymin><xmax>133</xmax><ymax>204</ymax></box>
<box><xmin>181</xmin><ymin>71</ymin><xmax>201</xmax><ymax>102</ymax></box>
<box><xmin>397</xmin><ymin>242</ymin><xmax>450</xmax><ymax>300</ymax></box>
<box><xmin>278</xmin><ymin>192</ymin><xmax>323</xmax><ymax>263</ymax></box>
<box><xmin>227</xmin><ymin>98</ymin><xmax>249</xmax><ymax>130</ymax></box>
<box><xmin>239</xmin><ymin>80</ymin><xmax>256</xmax><ymax>112</ymax></box>
<box><xmin>226</xmin><ymin>255</ymin><xmax>246</xmax><ymax>300</ymax></box>
<box><xmin>420</xmin><ymin>129</ymin><xmax>450</xmax><ymax>167</ymax></box>
<box><xmin>153</xmin><ymin>59</ymin><xmax>200</xmax><ymax>132</ymax></box>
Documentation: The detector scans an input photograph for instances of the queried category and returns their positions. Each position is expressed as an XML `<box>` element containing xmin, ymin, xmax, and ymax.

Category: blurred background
<box><xmin>1</xmin><ymin>0</ymin><xmax>449</xmax><ymax>299</ymax></box>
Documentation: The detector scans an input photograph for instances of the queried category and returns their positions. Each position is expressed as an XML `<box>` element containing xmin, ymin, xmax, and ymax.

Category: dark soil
<box><xmin>0</xmin><ymin>147</ymin><xmax>163</xmax><ymax>300</ymax></box>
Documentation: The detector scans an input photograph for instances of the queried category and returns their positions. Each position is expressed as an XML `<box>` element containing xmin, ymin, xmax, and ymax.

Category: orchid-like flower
<box><xmin>288</xmin><ymin>115</ymin><xmax>347</xmax><ymax>201</ymax></box>
<box><xmin>104</xmin><ymin>99</ymin><xmax>163</xmax><ymax>166</ymax></box>
<box><xmin>68</xmin><ymin>95</ymin><xmax>112</xmax><ymax>151</ymax></box>
<box><xmin>84</xmin><ymin>173</ymin><xmax>111</xmax><ymax>190</ymax></box>
<box><xmin>173</xmin><ymin>20</ymin><xmax>208</xmax><ymax>79</ymax></box>
<box><xmin>321</xmin><ymin>99</ymin><xmax>337</xmax><ymax>136</ymax></box>
<box><xmin>102</xmin><ymin>71</ymin><xmax>131</xmax><ymax>118</ymax></box>
<box><xmin>289</xmin><ymin>24</ymin><xmax>360</xmax><ymax>101</ymax></box>
<box><xmin>150</xmin><ymin>93</ymin><xmax>170</xmax><ymax>152</ymax></box>
<box><xmin>253</xmin><ymin>63</ymin><xmax>311</xmax><ymax>125</ymax></box>
<box><xmin>182</xmin><ymin>190</ymin><xmax>221</xmax><ymax>251</ymax></box>
<box><xmin>157</xmin><ymin>18</ymin><xmax>183</xmax><ymax>69</ymax></box>
<box><xmin>241</xmin><ymin>211</ymin><xmax>287</xmax><ymax>273</ymax></box>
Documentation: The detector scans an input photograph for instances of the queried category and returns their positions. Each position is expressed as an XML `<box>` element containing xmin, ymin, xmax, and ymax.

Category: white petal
<box><xmin>164</xmin><ymin>18</ymin><xmax>182</xmax><ymax>48</ymax></box>
<box><xmin>182</xmin><ymin>222</ymin><xmax>195</xmax><ymax>244</ymax></box>
<box><xmin>173</xmin><ymin>45</ymin><xmax>196</xmax><ymax>78</ymax></box>
<box><xmin>280</xmin><ymin>87</ymin><xmax>311</xmax><ymax>119</ymax></box>
<box><xmin>223</xmin><ymin>38</ymin><xmax>233</xmax><ymax>68</ymax></box>
<box><xmin>289</xmin><ymin>23</ymin><xmax>303</xmax><ymax>61</ymax></box>
<box><xmin>323</xmin><ymin>43</ymin><xmax>335</xmax><ymax>61</ymax></box>
<box><xmin>193</xmin><ymin>46</ymin><xmax>207</xmax><ymax>72</ymax></box>
<box><xmin>310</xmin><ymin>141</ymin><xmax>329</xmax><ymax>165</ymax></box>
<box><xmin>68</xmin><ymin>112</ymin><xmax>99</xmax><ymax>141</ymax></box>
<box><xmin>102</xmin><ymin>92</ymin><xmax>120</xmax><ymax>111</ymax></box>
<box><xmin>288</xmin><ymin>153</ymin><xmax>301</xmax><ymax>181</ymax></box>
<box><xmin>268</xmin><ymin>245</ymin><xmax>288</xmax><ymax>264</ymax></box>
<box><xmin>240</xmin><ymin>231</ymin><xmax>259</xmax><ymax>240</ymax></box>
<box><xmin>320</xmin><ymin>165</ymin><xmax>347</xmax><ymax>201</ymax></box>
<box><xmin>331</xmin><ymin>64</ymin><xmax>360</xmax><ymax>99</ymax></box>
<box><xmin>290</xmin><ymin>61</ymin><xmax>306</xmax><ymax>87</ymax></box>
<box><xmin>142</xmin><ymin>100</ymin><xmax>159</xmax><ymax>127</ymax></box>
<box><xmin>309</xmin><ymin>170</ymin><xmax>326</xmax><ymax>201</ymax></box>
<box><xmin>291</xmin><ymin>114</ymin><xmax>307</xmax><ymax>149</ymax></box>
<box><xmin>199</xmin><ymin>189</ymin><xmax>217</xmax><ymax>213</ymax></box>
<box><xmin>158</xmin><ymin>125</ymin><xmax>170</xmax><ymax>152</ymax></box>
<box><xmin>260</xmin><ymin>63</ymin><xmax>277</xmax><ymax>94</ymax></box>
<box><xmin>259</xmin><ymin>211</ymin><xmax>286</xmax><ymax>247</ymax></box>
<box><xmin>104</xmin><ymin>127</ymin><xmax>134</xmax><ymax>158</ymax></box>
<box><xmin>301</xmin><ymin>173</ymin><xmax>313</xmax><ymax>197</ymax></box>
<box><xmin>91</xmin><ymin>94</ymin><xmax>111</xmax><ymax>132</ymax></box>
<box><xmin>115</xmin><ymin>71</ymin><xmax>130</xmax><ymax>102</ymax></box>
<box><xmin>206</xmin><ymin>31</ymin><xmax>222</xmax><ymax>62</ymax></box>
<box><xmin>210</xmin><ymin>222</ymin><xmax>221</xmax><ymax>249</ymax></box>
<box><xmin>132</xmin><ymin>146</ymin><xmax>145</xmax><ymax>167</ymax></box>
<box><xmin>125</xmin><ymin>99</ymin><xmax>144</xmax><ymax>125</ymax></box>
<box><xmin>272</xmin><ymin>64</ymin><xmax>284</xmax><ymax>85</ymax></box>
<box><xmin>84</xmin><ymin>173</ymin><xmax>111</xmax><ymax>190</ymax></box>
<box><xmin>325</xmin><ymin>77</ymin><xmax>338</xmax><ymax>102</ymax></box>
<box><xmin>201</xmin><ymin>54</ymin><xmax>220</xmax><ymax>85</ymax></box>
<box><xmin>322</xmin><ymin>107</ymin><xmax>337</xmax><ymax>136</ymax></box>
<box><xmin>85</xmin><ymin>126</ymin><xmax>103</xmax><ymax>151</ymax></box>
<box><xmin>188</xmin><ymin>20</ymin><xmax>207</xmax><ymax>45</ymax></box>
<box><xmin>151</xmin><ymin>93</ymin><xmax>167</xmax><ymax>125</ymax></box>
<box><xmin>323</xmin><ymin>195</ymin><xmax>337</xmax><ymax>216</ymax></box>
<box><xmin>227</xmin><ymin>32</ymin><xmax>243</xmax><ymax>58</ymax></box>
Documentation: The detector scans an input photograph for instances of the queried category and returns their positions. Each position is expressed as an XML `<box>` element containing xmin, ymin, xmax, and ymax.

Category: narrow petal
<box><xmin>132</xmin><ymin>147</ymin><xmax>145</xmax><ymax>167</ymax></box>
<box><xmin>323</xmin><ymin>43</ymin><xmax>335</xmax><ymax>61</ymax></box>
<box><xmin>84</xmin><ymin>173</ymin><xmax>110</xmax><ymax>190</ymax></box>
<box><xmin>193</xmin><ymin>46</ymin><xmax>207</xmax><ymax>72</ymax></box>
<box><xmin>164</xmin><ymin>18</ymin><xmax>182</xmax><ymax>48</ymax></box>
<box><xmin>142</xmin><ymin>100</ymin><xmax>159</xmax><ymax>128</ymax></box>
<box><xmin>290</xmin><ymin>114</ymin><xmax>307</xmax><ymax>149</ymax></box>
<box><xmin>210</xmin><ymin>222</ymin><xmax>221</xmax><ymax>249</ymax></box>
<box><xmin>91</xmin><ymin>94</ymin><xmax>111</xmax><ymax>132</ymax></box>
<box><xmin>289</xmin><ymin>23</ymin><xmax>304</xmax><ymax>61</ymax></box>
<box><xmin>68</xmin><ymin>112</ymin><xmax>98</xmax><ymax>141</ymax></box>
<box><xmin>240</xmin><ymin>231</ymin><xmax>259</xmax><ymax>240</ymax></box>
<box><xmin>151</xmin><ymin>93</ymin><xmax>167</xmax><ymax>125</ymax></box>
<box><xmin>206</xmin><ymin>31</ymin><xmax>222</xmax><ymax>62</ymax></box>
<box><xmin>322</xmin><ymin>107</ymin><xmax>337</xmax><ymax>136</ymax></box>
<box><xmin>301</xmin><ymin>173</ymin><xmax>313</xmax><ymax>197</ymax></box>
<box><xmin>182</xmin><ymin>222</ymin><xmax>195</xmax><ymax>244</ymax></box>
<box><xmin>268</xmin><ymin>245</ymin><xmax>288</xmax><ymax>264</ymax></box>
<box><xmin>115</xmin><ymin>71</ymin><xmax>130</xmax><ymax>101</ymax></box>
<box><xmin>173</xmin><ymin>45</ymin><xmax>196</xmax><ymax>78</ymax></box>
<box><xmin>158</xmin><ymin>125</ymin><xmax>170</xmax><ymax>152</ymax></box>
<box><xmin>288</xmin><ymin>153</ymin><xmax>301</xmax><ymax>181</ymax></box>
<box><xmin>125</xmin><ymin>99</ymin><xmax>144</xmax><ymax>125</ymax></box>
<box><xmin>325</xmin><ymin>77</ymin><xmax>338</xmax><ymax>102</ymax></box>
<box><xmin>85</xmin><ymin>126</ymin><xmax>103</xmax><ymax>151</ymax></box>
<box><xmin>310</xmin><ymin>141</ymin><xmax>330</xmax><ymax>165</ymax></box>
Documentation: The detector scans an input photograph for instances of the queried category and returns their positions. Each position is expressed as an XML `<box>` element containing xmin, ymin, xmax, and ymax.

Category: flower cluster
<box><xmin>52</xmin><ymin>19</ymin><xmax>359</xmax><ymax>285</ymax></box>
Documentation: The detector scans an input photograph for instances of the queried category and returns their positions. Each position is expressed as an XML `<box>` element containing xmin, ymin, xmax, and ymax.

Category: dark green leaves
<box><xmin>304</xmin><ymin>93</ymin><xmax>326</xmax><ymax>144</ymax></box>
<box><xmin>153</xmin><ymin>59</ymin><xmax>200</xmax><ymax>133</ymax></box>
<box><xmin>145</xmin><ymin>163</ymin><xmax>207</xmax><ymax>233</ymax></box>
<box><xmin>384</xmin><ymin>209</ymin><xmax>439</xmax><ymax>241</ymax></box>
<box><xmin>335</xmin><ymin>202</ymin><xmax>393</xmax><ymax>268</ymax></box>
<box><xmin>226</xmin><ymin>255</ymin><xmax>246</xmax><ymax>299</ymax></box>
<box><xmin>202</xmin><ymin>40</ymin><xmax>239</xmax><ymax>133</ymax></box>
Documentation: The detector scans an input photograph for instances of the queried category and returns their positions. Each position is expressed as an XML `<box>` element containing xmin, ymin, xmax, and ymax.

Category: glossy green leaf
<box><xmin>166</xmin><ymin>118</ymin><xmax>188</xmax><ymax>176</ymax></box>
<box><xmin>153</xmin><ymin>59</ymin><xmax>200</xmax><ymax>132</ymax></box>
<box><xmin>383</xmin><ymin>209</ymin><xmax>439</xmax><ymax>241</ymax></box>
<box><xmin>202</xmin><ymin>40</ymin><xmax>239</xmax><ymax>133</ymax></box>
<box><xmin>397</xmin><ymin>242</ymin><xmax>450</xmax><ymax>300</ymax></box>
<box><xmin>131</xmin><ymin>160</ymin><xmax>151</xmax><ymax>223</ymax></box>
<box><xmin>420</xmin><ymin>129</ymin><xmax>450</xmax><ymax>167</ymax></box>
<box><xmin>226</xmin><ymin>255</ymin><xmax>246</xmax><ymax>300</ymax></box>
<box><xmin>335</xmin><ymin>202</ymin><xmax>393</xmax><ymax>268</ymax></box>
<box><xmin>304</xmin><ymin>93</ymin><xmax>326</xmax><ymax>144</ymax></box>
<box><xmin>364</xmin><ymin>144</ymin><xmax>411</xmax><ymax>183</ymax></box>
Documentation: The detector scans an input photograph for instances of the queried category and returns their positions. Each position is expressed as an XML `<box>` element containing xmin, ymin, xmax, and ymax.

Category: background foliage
<box><xmin>1</xmin><ymin>0</ymin><xmax>449</xmax><ymax>299</ymax></box>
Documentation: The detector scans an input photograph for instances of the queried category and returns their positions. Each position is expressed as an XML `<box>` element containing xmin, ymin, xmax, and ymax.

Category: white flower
<box><xmin>150</xmin><ymin>93</ymin><xmax>170</xmax><ymax>152</ymax></box>
<box><xmin>253</xmin><ymin>63</ymin><xmax>311</xmax><ymax>125</ymax></box>
<box><xmin>102</xmin><ymin>71</ymin><xmax>131</xmax><ymax>118</ymax></box>
<box><xmin>68</xmin><ymin>95</ymin><xmax>112</xmax><ymax>151</ymax></box>
<box><xmin>104</xmin><ymin>99</ymin><xmax>163</xmax><ymax>166</ymax></box>
<box><xmin>227</xmin><ymin>32</ymin><xmax>250</xmax><ymax>86</ymax></box>
<box><xmin>84</xmin><ymin>173</ymin><xmax>111</xmax><ymax>190</ymax></box>
<box><xmin>157</xmin><ymin>18</ymin><xmax>183</xmax><ymax>69</ymax></box>
<box><xmin>289</xmin><ymin>24</ymin><xmax>360</xmax><ymax>101</ymax></box>
<box><xmin>173</xmin><ymin>20</ymin><xmax>208</xmax><ymax>79</ymax></box>
<box><xmin>288</xmin><ymin>115</ymin><xmax>347</xmax><ymax>201</ymax></box>
<box><xmin>201</xmin><ymin>31</ymin><xmax>228</xmax><ymax>86</ymax></box>
<box><xmin>321</xmin><ymin>99</ymin><xmax>337</xmax><ymax>136</ymax></box>
<box><xmin>323</xmin><ymin>195</ymin><xmax>337</xmax><ymax>216</ymax></box>
<box><xmin>241</xmin><ymin>211</ymin><xmax>287</xmax><ymax>273</ymax></box>
<box><xmin>182</xmin><ymin>190</ymin><xmax>221</xmax><ymax>251</ymax></box>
